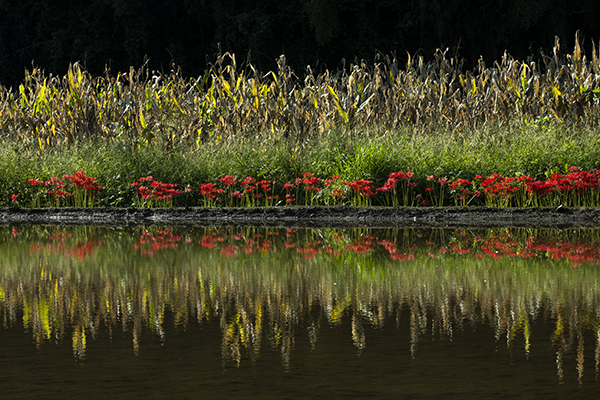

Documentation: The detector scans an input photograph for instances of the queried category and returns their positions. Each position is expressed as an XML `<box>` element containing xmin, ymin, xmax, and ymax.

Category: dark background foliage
<box><xmin>0</xmin><ymin>0</ymin><xmax>599</xmax><ymax>85</ymax></box>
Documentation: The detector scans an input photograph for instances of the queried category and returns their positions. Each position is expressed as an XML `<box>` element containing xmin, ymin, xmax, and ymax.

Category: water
<box><xmin>1</xmin><ymin>225</ymin><xmax>600</xmax><ymax>398</ymax></box>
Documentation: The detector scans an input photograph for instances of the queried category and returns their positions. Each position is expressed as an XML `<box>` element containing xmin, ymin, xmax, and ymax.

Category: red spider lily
<box><xmin>66</xmin><ymin>171</ymin><xmax>103</xmax><ymax>193</ymax></box>
<box><xmin>199</xmin><ymin>183</ymin><xmax>217</xmax><ymax>197</ymax></box>
<box><xmin>521</xmin><ymin>168</ymin><xmax>600</xmax><ymax>207</ymax></box>
<box><xmin>240</xmin><ymin>176</ymin><xmax>256</xmax><ymax>186</ymax></box>
<box><xmin>282</xmin><ymin>182</ymin><xmax>297</xmax><ymax>205</ymax></box>
<box><xmin>449</xmin><ymin>178</ymin><xmax>471</xmax><ymax>189</ymax></box>
<box><xmin>303</xmin><ymin>177</ymin><xmax>321</xmax><ymax>188</ymax></box>
<box><xmin>449</xmin><ymin>178</ymin><xmax>478</xmax><ymax>206</ymax></box>
<box><xmin>331</xmin><ymin>188</ymin><xmax>345</xmax><ymax>201</ymax></box>
<box><xmin>238</xmin><ymin>176</ymin><xmax>263</xmax><ymax>206</ymax></box>
<box><xmin>479</xmin><ymin>174</ymin><xmax>526</xmax><ymax>207</ymax></box>
<box><xmin>28</xmin><ymin>173</ymin><xmax>102</xmax><ymax>207</ymax></box>
<box><xmin>215</xmin><ymin>175</ymin><xmax>244</xmax><ymax>207</ymax></box>
<box><xmin>559</xmin><ymin>168</ymin><xmax>600</xmax><ymax>206</ymax></box>
<box><xmin>61</xmin><ymin>171</ymin><xmax>103</xmax><ymax>207</ymax></box>
<box><xmin>415</xmin><ymin>194</ymin><xmax>430</xmax><ymax>206</ymax></box>
<box><xmin>347</xmin><ymin>179</ymin><xmax>373</xmax><ymax>194</ymax></box>
<box><xmin>45</xmin><ymin>176</ymin><xmax>66</xmax><ymax>188</ymax></box>
<box><xmin>344</xmin><ymin>179</ymin><xmax>374</xmax><ymax>206</ymax></box>
<box><xmin>345</xmin><ymin>179</ymin><xmax>374</xmax><ymax>206</ymax></box>
<box><xmin>26</xmin><ymin>175</ymin><xmax>74</xmax><ymax>206</ymax></box>
<box><xmin>47</xmin><ymin>190</ymin><xmax>73</xmax><ymax>199</ymax></box>
<box><xmin>377</xmin><ymin>171</ymin><xmax>416</xmax><ymax>207</ymax></box>
<box><xmin>27</xmin><ymin>179</ymin><xmax>44</xmax><ymax>186</ymax></box>
<box><xmin>199</xmin><ymin>183</ymin><xmax>225</xmax><ymax>207</ymax></box>
<box><xmin>296</xmin><ymin>173</ymin><xmax>322</xmax><ymax>205</ymax></box>
<box><xmin>133</xmin><ymin>177</ymin><xmax>181</xmax><ymax>207</ymax></box>
<box><xmin>257</xmin><ymin>180</ymin><xmax>277</xmax><ymax>206</ymax></box>
<box><xmin>324</xmin><ymin>175</ymin><xmax>340</xmax><ymax>187</ymax></box>
<box><xmin>219</xmin><ymin>175</ymin><xmax>238</xmax><ymax>186</ymax></box>
<box><xmin>423</xmin><ymin>176</ymin><xmax>449</xmax><ymax>207</ymax></box>
<box><xmin>17</xmin><ymin>165</ymin><xmax>600</xmax><ymax>209</ymax></box>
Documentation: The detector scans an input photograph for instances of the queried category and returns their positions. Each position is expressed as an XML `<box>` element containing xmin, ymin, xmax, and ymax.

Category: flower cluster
<box><xmin>24</xmin><ymin>171</ymin><xmax>102</xmax><ymax>207</ymax></box>
<box><xmin>462</xmin><ymin>167</ymin><xmax>600</xmax><ymax>207</ymax></box>
<box><xmin>377</xmin><ymin>172</ymin><xmax>416</xmax><ymax>206</ymax></box>
<box><xmin>11</xmin><ymin>166</ymin><xmax>600</xmax><ymax>208</ymax></box>
<box><xmin>421</xmin><ymin>168</ymin><xmax>600</xmax><ymax>207</ymax></box>
<box><xmin>132</xmin><ymin>176</ymin><xmax>185</xmax><ymax>207</ymax></box>
<box><xmin>67</xmin><ymin>170</ymin><xmax>103</xmax><ymax>207</ymax></box>
<box><xmin>346</xmin><ymin>179</ymin><xmax>374</xmax><ymax>206</ymax></box>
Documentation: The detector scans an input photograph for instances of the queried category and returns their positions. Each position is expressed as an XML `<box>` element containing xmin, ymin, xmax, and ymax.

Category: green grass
<box><xmin>2</xmin><ymin>121</ymin><xmax>600</xmax><ymax>207</ymax></box>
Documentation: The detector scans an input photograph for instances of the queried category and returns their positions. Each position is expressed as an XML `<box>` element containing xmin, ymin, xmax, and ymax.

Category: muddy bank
<box><xmin>2</xmin><ymin>206</ymin><xmax>600</xmax><ymax>228</ymax></box>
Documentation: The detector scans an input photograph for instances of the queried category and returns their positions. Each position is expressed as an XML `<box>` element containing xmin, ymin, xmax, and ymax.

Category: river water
<box><xmin>1</xmin><ymin>225</ymin><xmax>599</xmax><ymax>399</ymax></box>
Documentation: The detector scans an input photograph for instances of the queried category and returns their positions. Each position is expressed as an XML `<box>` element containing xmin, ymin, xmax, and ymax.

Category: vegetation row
<box><xmin>10</xmin><ymin>166</ymin><xmax>600</xmax><ymax>209</ymax></box>
<box><xmin>2</xmin><ymin>37</ymin><xmax>600</xmax><ymax>207</ymax></box>
<box><xmin>2</xmin><ymin>36</ymin><xmax>600</xmax><ymax>150</ymax></box>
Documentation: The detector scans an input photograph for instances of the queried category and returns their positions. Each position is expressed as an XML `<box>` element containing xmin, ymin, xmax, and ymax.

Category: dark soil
<box><xmin>2</xmin><ymin>206</ymin><xmax>600</xmax><ymax>228</ymax></box>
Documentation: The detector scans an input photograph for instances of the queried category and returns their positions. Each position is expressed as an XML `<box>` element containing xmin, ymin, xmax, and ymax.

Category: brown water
<box><xmin>1</xmin><ymin>309</ymin><xmax>598</xmax><ymax>399</ymax></box>
<box><xmin>0</xmin><ymin>226</ymin><xmax>599</xmax><ymax>399</ymax></box>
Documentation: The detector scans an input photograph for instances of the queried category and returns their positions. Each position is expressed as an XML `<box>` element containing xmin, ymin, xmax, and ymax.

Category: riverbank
<box><xmin>2</xmin><ymin>206</ymin><xmax>600</xmax><ymax>228</ymax></box>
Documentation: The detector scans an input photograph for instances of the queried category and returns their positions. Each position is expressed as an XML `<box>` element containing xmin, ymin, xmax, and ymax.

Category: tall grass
<box><xmin>1</xmin><ymin>35</ymin><xmax>600</xmax><ymax>149</ymax></box>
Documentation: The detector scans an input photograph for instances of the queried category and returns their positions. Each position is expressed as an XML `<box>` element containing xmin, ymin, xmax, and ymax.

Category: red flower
<box><xmin>219</xmin><ymin>175</ymin><xmax>237</xmax><ymax>186</ymax></box>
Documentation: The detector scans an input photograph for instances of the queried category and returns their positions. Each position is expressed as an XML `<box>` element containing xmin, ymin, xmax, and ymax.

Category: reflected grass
<box><xmin>0</xmin><ymin>226</ymin><xmax>598</xmax><ymax>379</ymax></box>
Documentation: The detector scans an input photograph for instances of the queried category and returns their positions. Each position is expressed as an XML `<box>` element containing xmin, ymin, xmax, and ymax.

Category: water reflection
<box><xmin>1</xmin><ymin>226</ymin><xmax>600</xmax><ymax>386</ymax></box>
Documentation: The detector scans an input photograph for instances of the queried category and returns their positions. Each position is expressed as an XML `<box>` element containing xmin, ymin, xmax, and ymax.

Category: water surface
<box><xmin>1</xmin><ymin>226</ymin><xmax>599</xmax><ymax>398</ymax></box>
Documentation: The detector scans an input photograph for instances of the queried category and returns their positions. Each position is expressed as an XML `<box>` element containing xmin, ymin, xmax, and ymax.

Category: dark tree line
<box><xmin>1</xmin><ymin>0</ymin><xmax>599</xmax><ymax>85</ymax></box>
